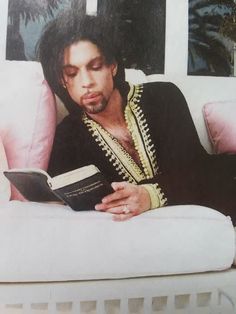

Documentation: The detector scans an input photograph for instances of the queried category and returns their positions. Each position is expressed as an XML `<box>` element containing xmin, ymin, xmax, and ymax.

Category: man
<box><xmin>38</xmin><ymin>11</ymin><xmax>236</xmax><ymax>222</ymax></box>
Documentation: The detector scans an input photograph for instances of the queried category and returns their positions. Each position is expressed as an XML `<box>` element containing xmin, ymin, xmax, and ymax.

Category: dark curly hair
<box><xmin>37</xmin><ymin>11</ymin><xmax>125</xmax><ymax>113</ymax></box>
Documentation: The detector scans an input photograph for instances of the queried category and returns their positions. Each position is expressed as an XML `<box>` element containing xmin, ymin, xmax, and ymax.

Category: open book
<box><xmin>4</xmin><ymin>165</ymin><xmax>113</xmax><ymax>211</ymax></box>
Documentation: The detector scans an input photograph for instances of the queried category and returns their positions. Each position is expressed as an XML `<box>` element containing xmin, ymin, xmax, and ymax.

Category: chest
<box><xmin>113</xmin><ymin>129</ymin><xmax>141</xmax><ymax>166</ymax></box>
<box><xmin>81</xmin><ymin>92</ymin><xmax>158</xmax><ymax>182</ymax></box>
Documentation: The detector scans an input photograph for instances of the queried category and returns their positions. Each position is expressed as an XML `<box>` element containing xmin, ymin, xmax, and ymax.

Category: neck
<box><xmin>86</xmin><ymin>88</ymin><xmax>126</xmax><ymax>129</ymax></box>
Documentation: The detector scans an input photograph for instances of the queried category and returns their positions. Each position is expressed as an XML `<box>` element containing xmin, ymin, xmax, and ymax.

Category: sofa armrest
<box><xmin>0</xmin><ymin>202</ymin><xmax>234</xmax><ymax>282</ymax></box>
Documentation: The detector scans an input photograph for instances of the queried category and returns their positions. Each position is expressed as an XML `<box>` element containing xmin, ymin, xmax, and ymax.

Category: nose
<box><xmin>80</xmin><ymin>69</ymin><xmax>93</xmax><ymax>89</ymax></box>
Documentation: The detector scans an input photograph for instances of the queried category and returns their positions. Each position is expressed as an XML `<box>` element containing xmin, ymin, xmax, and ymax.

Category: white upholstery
<box><xmin>0</xmin><ymin>61</ymin><xmax>236</xmax><ymax>284</ymax></box>
<box><xmin>1</xmin><ymin>270</ymin><xmax>236</xmax><ymax>313</ymax></box>
<box><xmin>0</xmin><ymin>201</ymin><xmax>234</xmax><ymax>282</ymax></box>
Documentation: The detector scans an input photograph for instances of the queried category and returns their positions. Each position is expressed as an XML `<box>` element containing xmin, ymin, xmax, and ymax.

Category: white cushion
<box><xmin>125</xmin><ymin>68</ymin><xmax>148</xmax><ymax>84</ymax></box>
<box><xmin>0</xmin><ymin>202</ymin><xmax>234</xmax><ymax>282</ymax></box>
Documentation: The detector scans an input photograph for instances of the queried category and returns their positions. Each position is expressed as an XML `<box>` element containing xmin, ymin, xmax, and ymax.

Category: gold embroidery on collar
<box><xmin>82</xmin><ymin>114</ymin><xmax>145</xmax><ymax>183</ymax></box>
<box><xmin>125</xmin><ymin>84</ymin><xmax>158</xmax><ymax>179</ymax></box>
<box><xmin>82</xmin><ymin>83</ymin><xmax>158</xmax><ymax>183</ymax></box>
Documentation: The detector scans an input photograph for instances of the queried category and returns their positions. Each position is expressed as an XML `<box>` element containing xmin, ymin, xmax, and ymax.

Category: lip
<box><xmin>82</xmin><ymin>92</ymin><xmax>101</xmax><ymax>100</ymax></box>
<box><xmin>82</xmin><ymin>92</ymin><xmax>102</xmax><ymax>104</ymax></box>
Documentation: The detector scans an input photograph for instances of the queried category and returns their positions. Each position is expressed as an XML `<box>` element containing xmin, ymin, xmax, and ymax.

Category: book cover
<box><xmin>52</xmin><ymin>172</ymin><xmax>113</xmax><ymax>211</ymax></box>
<box><xmin>4</xmin><ymin>166</ymin><xmax>113</xmax><ymax>211</ymax></box>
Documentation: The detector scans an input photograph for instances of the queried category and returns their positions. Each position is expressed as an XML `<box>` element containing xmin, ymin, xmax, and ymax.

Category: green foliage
<box><xmin>189</xmin><ymin>0</ymin><xmax>235</xmax><ymax>76</ymax></box>
<box><xmin>220</xmin><ymin>1</ymin><xmax>236</xmax><ymax>41</ymax></box>
<box><xmin>8</xmin><ymin>0</ymin><xmax>63</xmax><ymax>26</ymax></box>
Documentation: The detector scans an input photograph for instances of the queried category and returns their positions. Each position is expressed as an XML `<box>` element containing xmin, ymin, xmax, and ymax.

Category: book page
<box><xmin>51</xmin><ymin>164</ymin><xmax>99</xmax><ymax>190</ymax></box>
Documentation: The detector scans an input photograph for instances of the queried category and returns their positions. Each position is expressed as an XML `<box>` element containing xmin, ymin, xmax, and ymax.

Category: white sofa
<box><xmin>0</xmin><ymin>61</ymin><xmax>236</xmax><ymax>313</ymax></box>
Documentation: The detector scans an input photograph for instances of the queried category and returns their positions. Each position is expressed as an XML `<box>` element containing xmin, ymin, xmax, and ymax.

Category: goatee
<box><xmin>84</xmin><ymin>99</ymin><xmax>107</xmax><ymax>114</ymax></box>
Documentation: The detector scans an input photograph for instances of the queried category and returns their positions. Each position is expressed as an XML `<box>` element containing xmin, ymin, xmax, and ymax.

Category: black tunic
<box><xmin>48</xmin><ymin>82</ymin><xmax>236</xmax><ymax>222</ymax></box>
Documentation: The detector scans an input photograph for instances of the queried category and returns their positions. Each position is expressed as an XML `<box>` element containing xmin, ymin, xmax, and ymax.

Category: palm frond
<box><xmin>188</xmin><ymin>0</ymin><xmax>234</xmax><ymax>76</ymax></box>
<box><xmin>8</xmin><ymin>0</ymin><xmax>63</xmax><ymax>25</ymax></box>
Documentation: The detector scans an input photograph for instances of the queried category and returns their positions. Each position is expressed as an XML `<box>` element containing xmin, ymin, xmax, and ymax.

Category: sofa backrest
<box><xmin>2</xmin><ymin>60</ymin><xmax>227</xmax><ymax>200</ymax></box>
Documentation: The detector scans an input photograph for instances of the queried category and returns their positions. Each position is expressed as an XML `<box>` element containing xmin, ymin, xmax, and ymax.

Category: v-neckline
<box><xmin>82</xmin><ymin>83</ymin><xmax>158</xmax><ymax>183</ymax></box>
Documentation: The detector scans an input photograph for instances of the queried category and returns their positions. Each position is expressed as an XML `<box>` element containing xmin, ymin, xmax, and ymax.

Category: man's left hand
<box><xmin>95</xmin><ymin>181</ymin><xmax>151</xmax><ymax>221</ymax></box>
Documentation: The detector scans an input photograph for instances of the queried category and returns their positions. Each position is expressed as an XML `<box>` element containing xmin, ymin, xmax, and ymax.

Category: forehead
<box><xmin>63</xmin><ymin>40</ymin><xmax>103</xmax><ymax>66</ymax></box>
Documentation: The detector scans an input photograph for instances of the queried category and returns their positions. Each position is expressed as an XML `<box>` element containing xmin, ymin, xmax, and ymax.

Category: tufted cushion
<box><xmin>0</xmin><ymin>61</ymin><xmax>57</xmax><ymax>200</ymax></box>
<box><xmin>203</xmin><ymin>101</ymin><xmax>236</xmax><ymax>154</ymax></box>
<box><xmin>0</xmin><ymin>202</ymin><xmax>234</xmax><ymax>282</ymax></box>
<box><xmin>0</xmin><ymin>136</ymin><xmax>10</xmax><ymax>202</ymax></box>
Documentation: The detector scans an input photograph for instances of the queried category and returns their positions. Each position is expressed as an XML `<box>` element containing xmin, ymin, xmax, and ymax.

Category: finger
<box><xmin>112</xmin><ymin>212</ymin><xmax>134</xmax><ymax>222</ymax></box>
<box><xmin>102</xmin><ymin>189</ymin><xmax>129</xmax><ymax>204</ymax></box>
<box><xmin>111</xmin><ymin>181</ymin><xmax>129</xmax><ymax>191</ymax></box>
<box><xmin>104</xmin><ymin>205</ymin><xmax>131</xmax><ymax>214</ymax></box>
<box><xmin>95</xmin><ymin>198</ymin><xmax>128</xmax><ymax>211</ymax></box>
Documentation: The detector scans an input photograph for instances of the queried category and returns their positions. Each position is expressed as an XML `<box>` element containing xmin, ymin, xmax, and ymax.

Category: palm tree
<box><xmin>8</xmin><ymin>0</ymin><xmax>63</xmax><ymax>31</ymax></box>
<box><xmin>188</xmin><ymin>0</ymin><xmax>235</xmax><ymax>76</ymax></box>
<box><xmin>219</xmin><ymin>0</ymin><xmax>236</xmax><ymax>41</ymax></box>
<box><xmin>7</xmin><ymin>0</ymin><xmax>63</xmax><ymax>60</ymax></box>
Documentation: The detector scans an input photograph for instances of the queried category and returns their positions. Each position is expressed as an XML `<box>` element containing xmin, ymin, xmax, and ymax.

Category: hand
<box><xmin>95</xmin><ymin>181</ymin><xmax>151</xmax><ymax>221</ymax></box>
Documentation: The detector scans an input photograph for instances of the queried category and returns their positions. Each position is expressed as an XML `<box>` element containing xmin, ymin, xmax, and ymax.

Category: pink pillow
<box><xmin>0</xmin><ymin>61</ymin><xmax>56</xmax><ymax>200</ymax></box>
<box><xmin>0</xmin><ymin>136</ymin><xmax>10</xmax><ymax>202</ymax></box>
<box><xmin>203</xmin><ymin>101</ymin><xmax>236</xmax><ymax>154</ymax></box>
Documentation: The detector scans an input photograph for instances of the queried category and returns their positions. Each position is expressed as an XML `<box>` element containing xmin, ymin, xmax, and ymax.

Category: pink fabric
<box><xmin>0</xmin><ymin>136</ymin><xmax>10</xmax><ymax>202</ymax></box>
<box><xmin>0</xmin><ymin>61</ymin><xmax>56</xmax><ymax>200</ymax></box>
<box><xmin>203</xmin><ymin>101</ymin><xmax>236</xmax><ymax>154</ymax></box>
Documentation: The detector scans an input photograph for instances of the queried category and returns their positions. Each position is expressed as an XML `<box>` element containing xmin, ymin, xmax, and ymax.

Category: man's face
<box><xmin>62</xmin><ymin>40</ymin><xmax>117</xmax><ymax>114</ymax></box>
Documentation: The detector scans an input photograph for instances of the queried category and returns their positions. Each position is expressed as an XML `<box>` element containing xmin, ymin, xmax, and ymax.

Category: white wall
<box><xmin>0</xmin><ymin>0</ymin><xmax>235</xmax><ymax>151</ymax></box>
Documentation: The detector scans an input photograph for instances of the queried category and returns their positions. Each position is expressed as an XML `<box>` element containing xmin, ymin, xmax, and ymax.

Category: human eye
<box><xmin>91</xmin><ymin>63</ymin><xmax>103</xmax><ymax>71</ymax></box>
<box><xmin>89</xmin><ymin>58</ymin><xmax>104</xmax><ymax>71</ymax></box>
<box><xmin>63</xmin><ymin>67</ymin><xmax>78</xmax><ymax>78</ymax></box>
<box><xmin>67</xmin><ymin>72</ymin><xmax>77</xmax><ymax>78</ymax></box>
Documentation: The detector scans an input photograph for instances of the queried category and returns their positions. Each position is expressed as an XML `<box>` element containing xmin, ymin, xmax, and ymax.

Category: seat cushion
<box><xmin>0</xmin><ymin>202</ymin><xmax>234</xmax><ymax>282</ymax></box>
<box><xmin>0</xmin><ymin>61</ymin><xmax>56</xmax><ymax>200</ymax></box>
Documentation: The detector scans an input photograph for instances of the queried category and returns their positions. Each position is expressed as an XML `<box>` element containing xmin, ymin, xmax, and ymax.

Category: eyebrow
<box><xmin>63</xmin><ymin>56</ymin><xmax>104</xmax><ymax>69</ymax></box>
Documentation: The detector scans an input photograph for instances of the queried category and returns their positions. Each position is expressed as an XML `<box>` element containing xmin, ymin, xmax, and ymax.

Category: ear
<box><xmin>111</xmin><ymin>63</ymin><xmax>118</xmax><ymax>77</ymax></box>
<box><xmin>60</xmin><ymin>78</ymin><xmax>67</xmax><ymax>89</ymax></box>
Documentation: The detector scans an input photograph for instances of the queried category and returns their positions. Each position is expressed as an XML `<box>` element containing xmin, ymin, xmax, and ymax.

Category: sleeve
<box><xmin>139</xmin><ymin>82</ymin><xmax>236</xmax><ymax>216</ymax></box>
<box><xmin>138</xmin><ymin>82</ymin><xmax>216</xmax><ymax>207</ymax></box>
<box><xmin>141</xmin><ymin>183</ymin><xmax>167</xmax><ymax>209</ymax></box>
<box><xmin>47</xmin><ymin>116</ymin><xmax>80</xmax><ymax>177</ymax></box>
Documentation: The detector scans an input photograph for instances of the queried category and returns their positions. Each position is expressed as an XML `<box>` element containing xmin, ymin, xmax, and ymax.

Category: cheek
<box><xmin>101</xmin><ymin>72</ymin><xmax>114</xmax><ymax>92</ymax></box>
<box><xmin>66</xmin><ymin>85</ymin><xmax>83</xmax><ymax>104</ymax></box>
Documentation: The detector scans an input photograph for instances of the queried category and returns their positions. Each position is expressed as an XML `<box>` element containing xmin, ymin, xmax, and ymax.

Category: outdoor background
<box><xmin>5</xmin><ymin>0</ymin><xmax>236</xmax><ymax>76</ymax></box>
<box><xmin>6</xmin><ymin>0</ymin><xmax>166</xmax><ymax>75</ymax></box>
<box><xmin>188</xmin><ymin>0</ymin><xmax>236</xmax><ymax>77</ymax></box>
